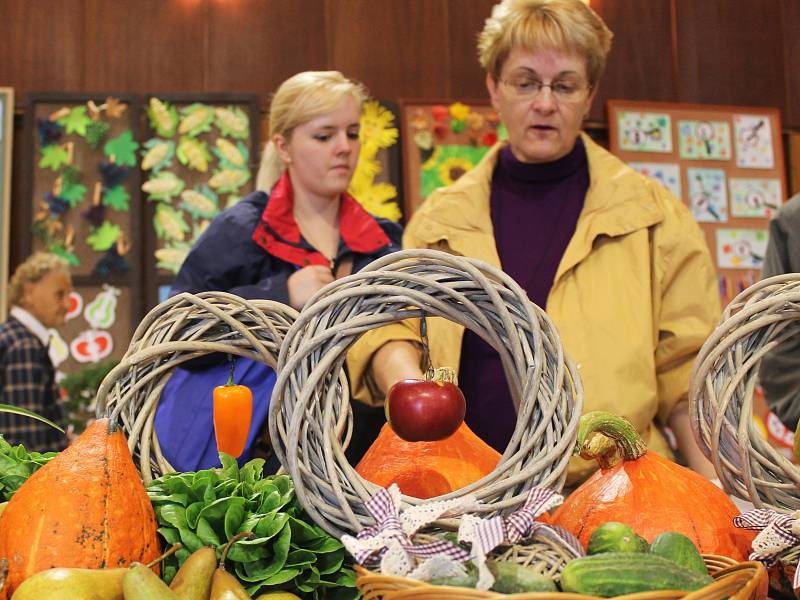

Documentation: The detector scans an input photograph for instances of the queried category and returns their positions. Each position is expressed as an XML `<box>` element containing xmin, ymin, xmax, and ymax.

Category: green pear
<box><xmin>170</xmin><ymin>547</ymin><xmax>217</xmax><ymax>600</ymax></box>
<box><xmin>122</xmin><ymin>564</ymin><xmax>179</xmax><ymax>600</ymax></box>
<box><xmin>209</xmin><ymin>568</ymin><xmax>250</xmax><ymax>600</ymax></box>
<box><xmin>10</xmin><ymin>566</ymin><xmax>126</xmax><ymax>600</ymax></box>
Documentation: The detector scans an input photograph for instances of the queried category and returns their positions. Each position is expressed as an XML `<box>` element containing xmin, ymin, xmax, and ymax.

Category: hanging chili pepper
<box><xmin>213</xmin><ymin>356</ymin><xmax>253</xmax><ymax>459</ymax></box>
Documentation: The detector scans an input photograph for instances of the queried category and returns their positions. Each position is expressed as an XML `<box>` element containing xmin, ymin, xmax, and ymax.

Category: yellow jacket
<box><xmin>346</xmin><ymin>134</ymin><xmax>720</xmax><ymax>482</ymax></box>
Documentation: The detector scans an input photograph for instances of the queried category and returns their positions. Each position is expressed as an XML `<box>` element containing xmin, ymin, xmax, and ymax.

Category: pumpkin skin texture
<box><xmin>551</xmin><ymin>412</ymin><xmax>755</xmax><ymax>561</ymax></box>
<box><xmin>356</xmin><ymin>422</ymin><xmax>500</xmax><ymax>499</ymax></box>
<box><xmin>0</xmin><ymin>418</ymin><xmax>161</xmax><ymax>598</ymax></box>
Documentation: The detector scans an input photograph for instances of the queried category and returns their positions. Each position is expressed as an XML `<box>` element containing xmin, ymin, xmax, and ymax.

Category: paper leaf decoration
<box><xmin>104</xmin><ymin>97</ymin><xmax>127</xmax><ymax>119</ymax></box>
<box><xmin>142</xmin><ymin>171</ymin><xmax>185</xmax><ymax>201</ymax></box>
<box><xmin>39</xmin><ymin>145</ymin><xmax>71</xmax><ymax>171</ymax></box>
<box><xmin>213</xmin><ymin>139</ymin><xmax>249</xmax><ymax>169</ymax></box>
<box><xmin>85</xmin><ymin>120</ymin><xmax>110</xmax><ymax>149</ymax></box>
<box><xmin>154</xmin><ymin>204</ymin><xmax>189</xmax><ymax>241</ymax></box>
<box><xmin>208</xmin><ymin>167</ymin><xmax>250</xmax><ymax>194</ymax></box>
<box><xmin>141</xmin><ymin>138</ymin><xmax>175</xmax><ymax>172</ymax></box>
<box><xmin>56</xmin><ymin>106</ymin><xmax>92</xmax><ymax>137</ymax></box>
<box><xmin>102</xmin><ymin>185</ymin><xmax>130</xmax><ymax>211</ymax></box>
<box><xmin>103</xmin><ymin>130</ymin><xmax>140</xmax><ymax>167</ymax></box>
<box><xmin>155</xmin><ymin>242</ymin><xmax>191</xmax><ymax>273</ymax></box>
<box><xmin>177</xmin><ymin>136</ymin><xmax>211</xmax><ymax>172</ymax></box>
<box><xmin>180</xmin><ymin>186</ymin><xmax>219</xmax><ymax>219</ymax></box>
<box><xmin>61</xmin><ymin>181</ymin><xmax>88</xmax><ymax>206</ymax></box>
<box><xmin>214</xmin><ymin>106</ymin><xmax>249</xmax><ymax>139</ymax></box>
<box><xmin>87</xmin><ymin>221</ymin><xmax>121</xmax><ymax>251</ymax></box>
<box><xmin>178</xmin><ymin>103</ymin><xmax>214</xmax><ymax>137</ymax></box>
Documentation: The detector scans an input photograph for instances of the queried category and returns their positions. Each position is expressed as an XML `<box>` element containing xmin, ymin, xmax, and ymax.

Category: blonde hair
<box><xmin>256</xmin><ymin>71</ymin><xmax>368</xmax><ymax>192</ymax></box>
<box><xmin>9</xmin><ymin>252</ymin><xmax>70</xmax><ymax>308</ymax></box>
<box><xmin>478</xmin><ymin>0</ymin><xmax>613</xmax><ymax>86</ymax></box>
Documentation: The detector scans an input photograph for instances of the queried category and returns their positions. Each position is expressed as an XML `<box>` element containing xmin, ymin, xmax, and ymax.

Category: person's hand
<box><xmin>287</xmin><ymin>265</ymin><xmax>334</xmax><ymax>311</ymax></box>
<box><xmin>371</xmin><ymin>340</ymin><xmax>425</xmax><ymax>397</ymax></box>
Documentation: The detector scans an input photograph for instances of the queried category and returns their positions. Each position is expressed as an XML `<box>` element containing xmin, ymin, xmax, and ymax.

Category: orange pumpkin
<box><xmin>356</xmin><ymin>422</ymin><xmax>500</xmax><ymax>498</ymax></box>
<box><xmin>551</xmin><ymin>411</ymin><xmax>755</xmax><ymax>561</ymax></box>
<box><xmin>0</xmin><ymin>418</ymin><xmax>161</xmax><ymax>598</ymax></box>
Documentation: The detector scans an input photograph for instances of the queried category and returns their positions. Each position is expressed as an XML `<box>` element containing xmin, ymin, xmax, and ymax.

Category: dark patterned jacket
<box><xmin>0</xmin><ymin>316</ymin><xmax>66</xmax><ymax>453</ymax></box>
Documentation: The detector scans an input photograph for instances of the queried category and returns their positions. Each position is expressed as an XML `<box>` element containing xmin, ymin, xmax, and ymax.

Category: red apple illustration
<box><xmin>385</xmin><ymin>367</ymin><xmax>466</xmax><ymax>442</ymax></box>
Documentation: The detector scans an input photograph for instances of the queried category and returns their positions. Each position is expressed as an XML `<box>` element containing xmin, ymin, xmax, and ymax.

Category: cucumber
<box><xmin>587</xmin><ymin>522</ymin><xmax>648</xmax><ymax>554</ymax></box>
<box><xmin>488</xmin><ymin>560</ymin><xmax>557</xmax><ymax>593</ymax></box>
<box><xmin>649</xmin><ymin>532</ymin><xmax>708</xmax><ymax>576</ymax></box>
<box><xmin>560</xmin><ymin>552</ymin><xmax>714</xmax><ymax>597</ymax></box>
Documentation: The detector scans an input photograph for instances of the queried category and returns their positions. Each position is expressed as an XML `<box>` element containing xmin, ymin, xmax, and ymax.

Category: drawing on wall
<box><xmin>628</xmin><ymin>162</ymin><xmax>681</xmax><ymax>199</ymax></box>
<box><xmin>678</xmin><ymin>120</ymin><xmax>731</xmax><ymax>160</ymax></box>
<box><xmin>688</xmin><ymin>167</ymin><xmax>727</xmax><ymax>223</ymax></box>
<box><xmin>716</xmin><ymin>228</ymin><xmax>768</xmax><ymax>269</ymax></box>
<box><xmin>729</xmin><ymin>178</ymin><xmax>782</xmax><ymax>218</ymax></box>
<box><xmin>734</xmin><ymin>114</ymin><xmax>774</xmax><ymax>169</ymax></box>
<box><xmin>617</xmin><ymin>111</ymin><xmax>672</xmax><ymax>153</ymax></box>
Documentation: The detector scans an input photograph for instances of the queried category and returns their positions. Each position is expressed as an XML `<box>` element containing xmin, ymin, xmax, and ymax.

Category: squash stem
<box><xmin>576</xmin><ymin>411</ymin><xmax>647</xmax><ymax>468</ymax></box>
<box><xmin>426</xmin><ymin>366</ymin><xmax>458</xmax><ymax>385</ymax></box>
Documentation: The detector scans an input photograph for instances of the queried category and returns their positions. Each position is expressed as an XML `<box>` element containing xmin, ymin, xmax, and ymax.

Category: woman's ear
<box><xmin>486</xmin><ymin>72</ymin><xmax>500</xmax><ymax>112</ymax></box>
<box><xmin>273</xmin><ymin>133</ymin><xmax>292</xmax><ymax>165</ymax></box>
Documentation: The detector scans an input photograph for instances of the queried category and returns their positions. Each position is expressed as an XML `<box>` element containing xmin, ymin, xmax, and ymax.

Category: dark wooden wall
<box><xmin>3</xmin><ymin>0</ymin><xmax>800</xmax><ymax>267</ymax></box>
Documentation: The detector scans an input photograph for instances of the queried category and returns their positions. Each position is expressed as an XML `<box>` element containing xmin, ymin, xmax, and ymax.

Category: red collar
<box><xmin>252</xmin><ymin>171</ymin><xmax>391</xmax><ymax>267</ymax></box>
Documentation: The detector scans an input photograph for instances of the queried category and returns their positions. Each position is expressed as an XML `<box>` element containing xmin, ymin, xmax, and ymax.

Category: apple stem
<box><xmin>427</xmin><ymin>366</ymin><xmax>458</xmax><ymax>385</ymax></box>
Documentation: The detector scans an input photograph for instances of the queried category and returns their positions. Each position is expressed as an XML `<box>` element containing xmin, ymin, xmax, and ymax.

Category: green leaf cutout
<box><xmin>102</xmin><ymin>185</ymin><xmax>130</xmax><ymax>211</ymax></box>
<box><xmin>86</xmin><ymin>221</ymin><xmax>121</xmax><ymax>251</ymax></box>
<box><xmin>103</xmin><ymin>130</ymin><xmax>139</xmax><ymax>166</ymax></box>
<box><xmin>39</xmin><ymin>145</ymin><xmax>70</xmax><ymax>171</ymax></box>
<box><xmin>56</xmin><ymin>106</ymin><xmax>92</xmax><ymax>137</ymax></box>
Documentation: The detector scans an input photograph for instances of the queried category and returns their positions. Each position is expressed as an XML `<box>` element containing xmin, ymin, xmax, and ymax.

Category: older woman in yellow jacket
<box><xmin>347</xmin><ymin>0</ymin><xmax>720</xmax><ymax>483</ymax></box>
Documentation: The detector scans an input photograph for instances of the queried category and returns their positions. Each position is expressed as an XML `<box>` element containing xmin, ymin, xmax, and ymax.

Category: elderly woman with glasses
<box><xmin>347</xmin><ymin>0</ymin><xmax>721</xmax><ymax>484</ymax></box>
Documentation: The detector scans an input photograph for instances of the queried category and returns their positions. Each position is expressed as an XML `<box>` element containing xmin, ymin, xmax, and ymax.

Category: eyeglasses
<box><xmin>498</xmin><ymin>76</ymin><xmax>591</xmax><ymax>103</ymax></box>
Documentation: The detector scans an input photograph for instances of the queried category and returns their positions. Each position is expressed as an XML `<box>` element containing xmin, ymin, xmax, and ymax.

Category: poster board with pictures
<box><xmin>0</xmin><ymin>88</ymin><xmax>13</xmax><ymax>321</ymax></box>
<box><xmin>22</xmin><ymin>93</ymin><xmax>143</xmax><ymax>373</ymax></box>
<box><xmin>139</xmin><ymin>94</ymin><xmax>260</xmax><ymax>310</ymax></box>
<box><xmin>608</xmin><ymin>100</ymin><xmax>786</xmax><ymax>306</ymax></box>
<box><xmin>399</xmin><ymin>100</ymin><xmax>505</xmax><ymax>220</ymax></box>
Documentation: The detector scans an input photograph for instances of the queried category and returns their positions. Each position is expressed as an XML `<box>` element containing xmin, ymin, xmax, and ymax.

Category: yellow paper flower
<box><xmin>349</xmin><ymin>179</ymin><xmax>401</xmax><ymax>222</ymax></box>
<box><xmin>438</xmin><ymin>157</ymin><xmax>473</xmax><ymax>186</ymax></box>
<box><xmin>448</xmin><ymin>102</ymin><xmax>471</xmax><ymax>121</ymax></box>
<box><xmin>360</xmin><ymin>100</ymin><xmax>398</xmax><ymax>153</ymax></box>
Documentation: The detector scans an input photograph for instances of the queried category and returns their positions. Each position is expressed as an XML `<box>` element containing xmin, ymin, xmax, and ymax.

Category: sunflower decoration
<box><xmin>348</xmin><ymin>100</ymin><xmax>401</xmax><ymax>221</ymax></box>
<box><xmin>420</xmin><ymin>145</ymin><xmax>491</xmax><ymax>198</ymax></box>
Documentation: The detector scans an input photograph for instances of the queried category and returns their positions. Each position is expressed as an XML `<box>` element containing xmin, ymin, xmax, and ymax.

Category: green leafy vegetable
<box><xmin>103</xmin><ymin>130</ymin><xmax>140</xmax><ymax>166</ymax></box>
<box><xmin>147</xmin><ymin>455</ymin><xmax>357</xmax><ymax>599</ymax></box>
<box><xmin>0</xmin><ymin>436</ymin><xmax>57</xmax><ymax>502</ymax></box>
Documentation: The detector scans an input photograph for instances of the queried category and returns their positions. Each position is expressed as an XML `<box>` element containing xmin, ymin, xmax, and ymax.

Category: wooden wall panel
<box><xmin>0</xmin><ymin>1</ymin><xmax>83</xmax><ymax>94</ymax></box>
<box><xmin>446</xmin><ymin>0</ymin><xmax>496</xmax><ymax>100</ymax></box>
<box><xmin>327</xmin><ymin>0</ymin><xmax>449</xmax><ymax>100</ymax></box>
<box><xmin>592</xmin><ymin>0</ymin><xmax>676</xmax><ymax>122</ymax></box>
<box><xmin>674</xmin><ymin>0</ymin><xmax>786</xmax><ymax>114</ymax></box>
<box><xmin>781</xmin><ymin>0</ymin><xmax>800</xmax><ymax>129</ymax></box>
<box><xmin>82</xmin><ymin>1</ymin><xmax>206</xmax><ymax>93</ymax></box>
<box><xmin>206</xmin><ymin>0</ymin><xmax>328</xmax><ymax>107</ymax></box>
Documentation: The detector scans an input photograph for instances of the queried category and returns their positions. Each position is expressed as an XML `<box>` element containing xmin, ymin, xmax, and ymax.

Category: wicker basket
<box><xmin>94</xmin><ymin>291</ymin><xmax>298</xmax><ymax>483</ymax></box>
<box><xmin>689</xmin><ymin>273</ymin><xmax>800</xmax><ymax>510</ymax></box>
<box><xmin>355</xmin><ymin>554</ymin><xmax>767</xmax><ymax>600</ymax></box>
<box><xmin>270</xmin><ymin>249</ymin><xmax>583</xmax><ymax>537</ymax></box>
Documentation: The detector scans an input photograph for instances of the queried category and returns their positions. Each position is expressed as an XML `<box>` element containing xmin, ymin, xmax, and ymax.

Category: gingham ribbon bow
<box><xmin>459</xmin><ymin>487</ymin><xmax>585</xmax><ymax>590</ymax></box>
<box><xmin>342</xmin><ymin>485</ymin><xmax>472</xmax><ymax>568</ymax></box>
<box><xmin>734</xmin><ymin>508</ymin><xmax>800</xmax><ymax>590</ymax></box>
<box><xmin>464</xmin><ymin>487</ymin><xmax>584</xmax><ymax>556</ymax></box>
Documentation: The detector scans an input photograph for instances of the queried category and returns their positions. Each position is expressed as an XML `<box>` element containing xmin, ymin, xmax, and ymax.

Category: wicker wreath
<box><xmin>269</xmin><ymin>249</ymin><xmax>583</xmax><ymax>538</ymax></box>
<box><xmin>690</xmin><ymin>273</ymin><xmax>800</xmax><ymax>510</ymax></box>
<box><xmin>95</xmin><ymin>291</ymin><xmax>298</xmax><ymax>484</ymax></box>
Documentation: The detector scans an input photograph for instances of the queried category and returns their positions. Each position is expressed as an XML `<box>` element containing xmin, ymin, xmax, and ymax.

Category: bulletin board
<box><xmin>608</xmin><ymin>100</ymin><xmax>786</xmax><ymax>306</ymax></box>
<box><xmin>21</xmin><ymin>93</ymin><xmax>143</xmax><ymax>372</ymax></box>
<box><xmin>399</xmin><ymin>99</ymin><xmax>506</xmax><ymax>220</ymax></box>
<box><xmin>139</xmin><ymin>93</ymin><xmax>260</xmax><ymax>309</ymax></box>
<box><xmin>0</xmin><ymin>88</ymin><xmax>12</xmax><ymax>320</ymax></box>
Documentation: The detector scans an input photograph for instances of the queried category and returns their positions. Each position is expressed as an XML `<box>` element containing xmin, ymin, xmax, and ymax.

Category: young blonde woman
<box><xmin>161</xmin><ymin>72</ymin><xmax>402</xmax><ymax>472</ymax></box>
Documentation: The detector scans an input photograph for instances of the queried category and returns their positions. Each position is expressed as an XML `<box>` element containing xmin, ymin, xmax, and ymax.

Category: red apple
<box><xmin>385</xmin><ymin>367</ymin><xmax>466</xmax><ymax>442</ymax></box>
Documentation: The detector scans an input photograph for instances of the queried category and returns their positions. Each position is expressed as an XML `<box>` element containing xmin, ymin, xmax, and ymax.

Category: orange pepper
<box><xmin>213</xmin><ymin>359</ymin><xmax>253</xmax><ymax>459</ymax></box>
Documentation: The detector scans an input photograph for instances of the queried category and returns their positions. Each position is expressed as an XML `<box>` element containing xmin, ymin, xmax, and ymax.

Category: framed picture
<box><xmin>399</xmin><ymin>99</ymin><xmax>504</xmax><ymax>220</ymax></box>
<box><xmin>0</xmin><ymin>88</ymin><xmax>12</xmax><ymax>320</ymax></box>
<box><xmin>608</xmin><ymin>99</ymin><xmax>786</xmax><ymax>305</ymax></box>
<box><xmin>22</xmin><ymin>92</ymin><xmax>143</xmax><ymax>372</ymax></box>
<box><xmin>139</xmin><ymin>93</ymin><xmax>260</xmax><ymax>310</ymax></box>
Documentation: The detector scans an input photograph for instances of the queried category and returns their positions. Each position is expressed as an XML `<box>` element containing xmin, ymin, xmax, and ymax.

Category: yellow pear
<box><xmin>209</xmin><ymin>532</ymin><xmax>253</xmax><ymax>600</ymax></box>
<box><xmin>253</xmin><ymin>593</ymin><xmax>302</xmax><ymax>600</ymax></box>
<box><xmin>170</xmin><ymin>547</ymin><xmax>217</xmax><ymax>600</ymax></box>
<box><xmin>122</xmin><ymin>564</ymin><xmax>179</xmax><ymax>600</ymax></box>
<box><xmin>10</xmin><ymin>566</ymin><xmax>126</xmax><ymax>600</ymax></box>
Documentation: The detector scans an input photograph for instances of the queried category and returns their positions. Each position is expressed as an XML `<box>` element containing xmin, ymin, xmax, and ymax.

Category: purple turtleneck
<box><xmin>458</xmin><ymin>138</ymin><xmax>589</xmax><ymax>452</ymax></box>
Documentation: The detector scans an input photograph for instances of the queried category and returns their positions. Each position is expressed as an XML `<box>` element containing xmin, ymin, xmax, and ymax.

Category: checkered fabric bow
<box><xmin>341</xmin><ymin>484</ymin><xmax>472</xmax><ymax>571</ymax></box>
<box><xmin>734</xmin><ymin>508</ymin><xmax>800</xmax><ymax>590</ymax></box>
<box><xmin>459</xmin><ymin>487</ymin><xmax>585</xmax><ymax>589</ymax></box>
